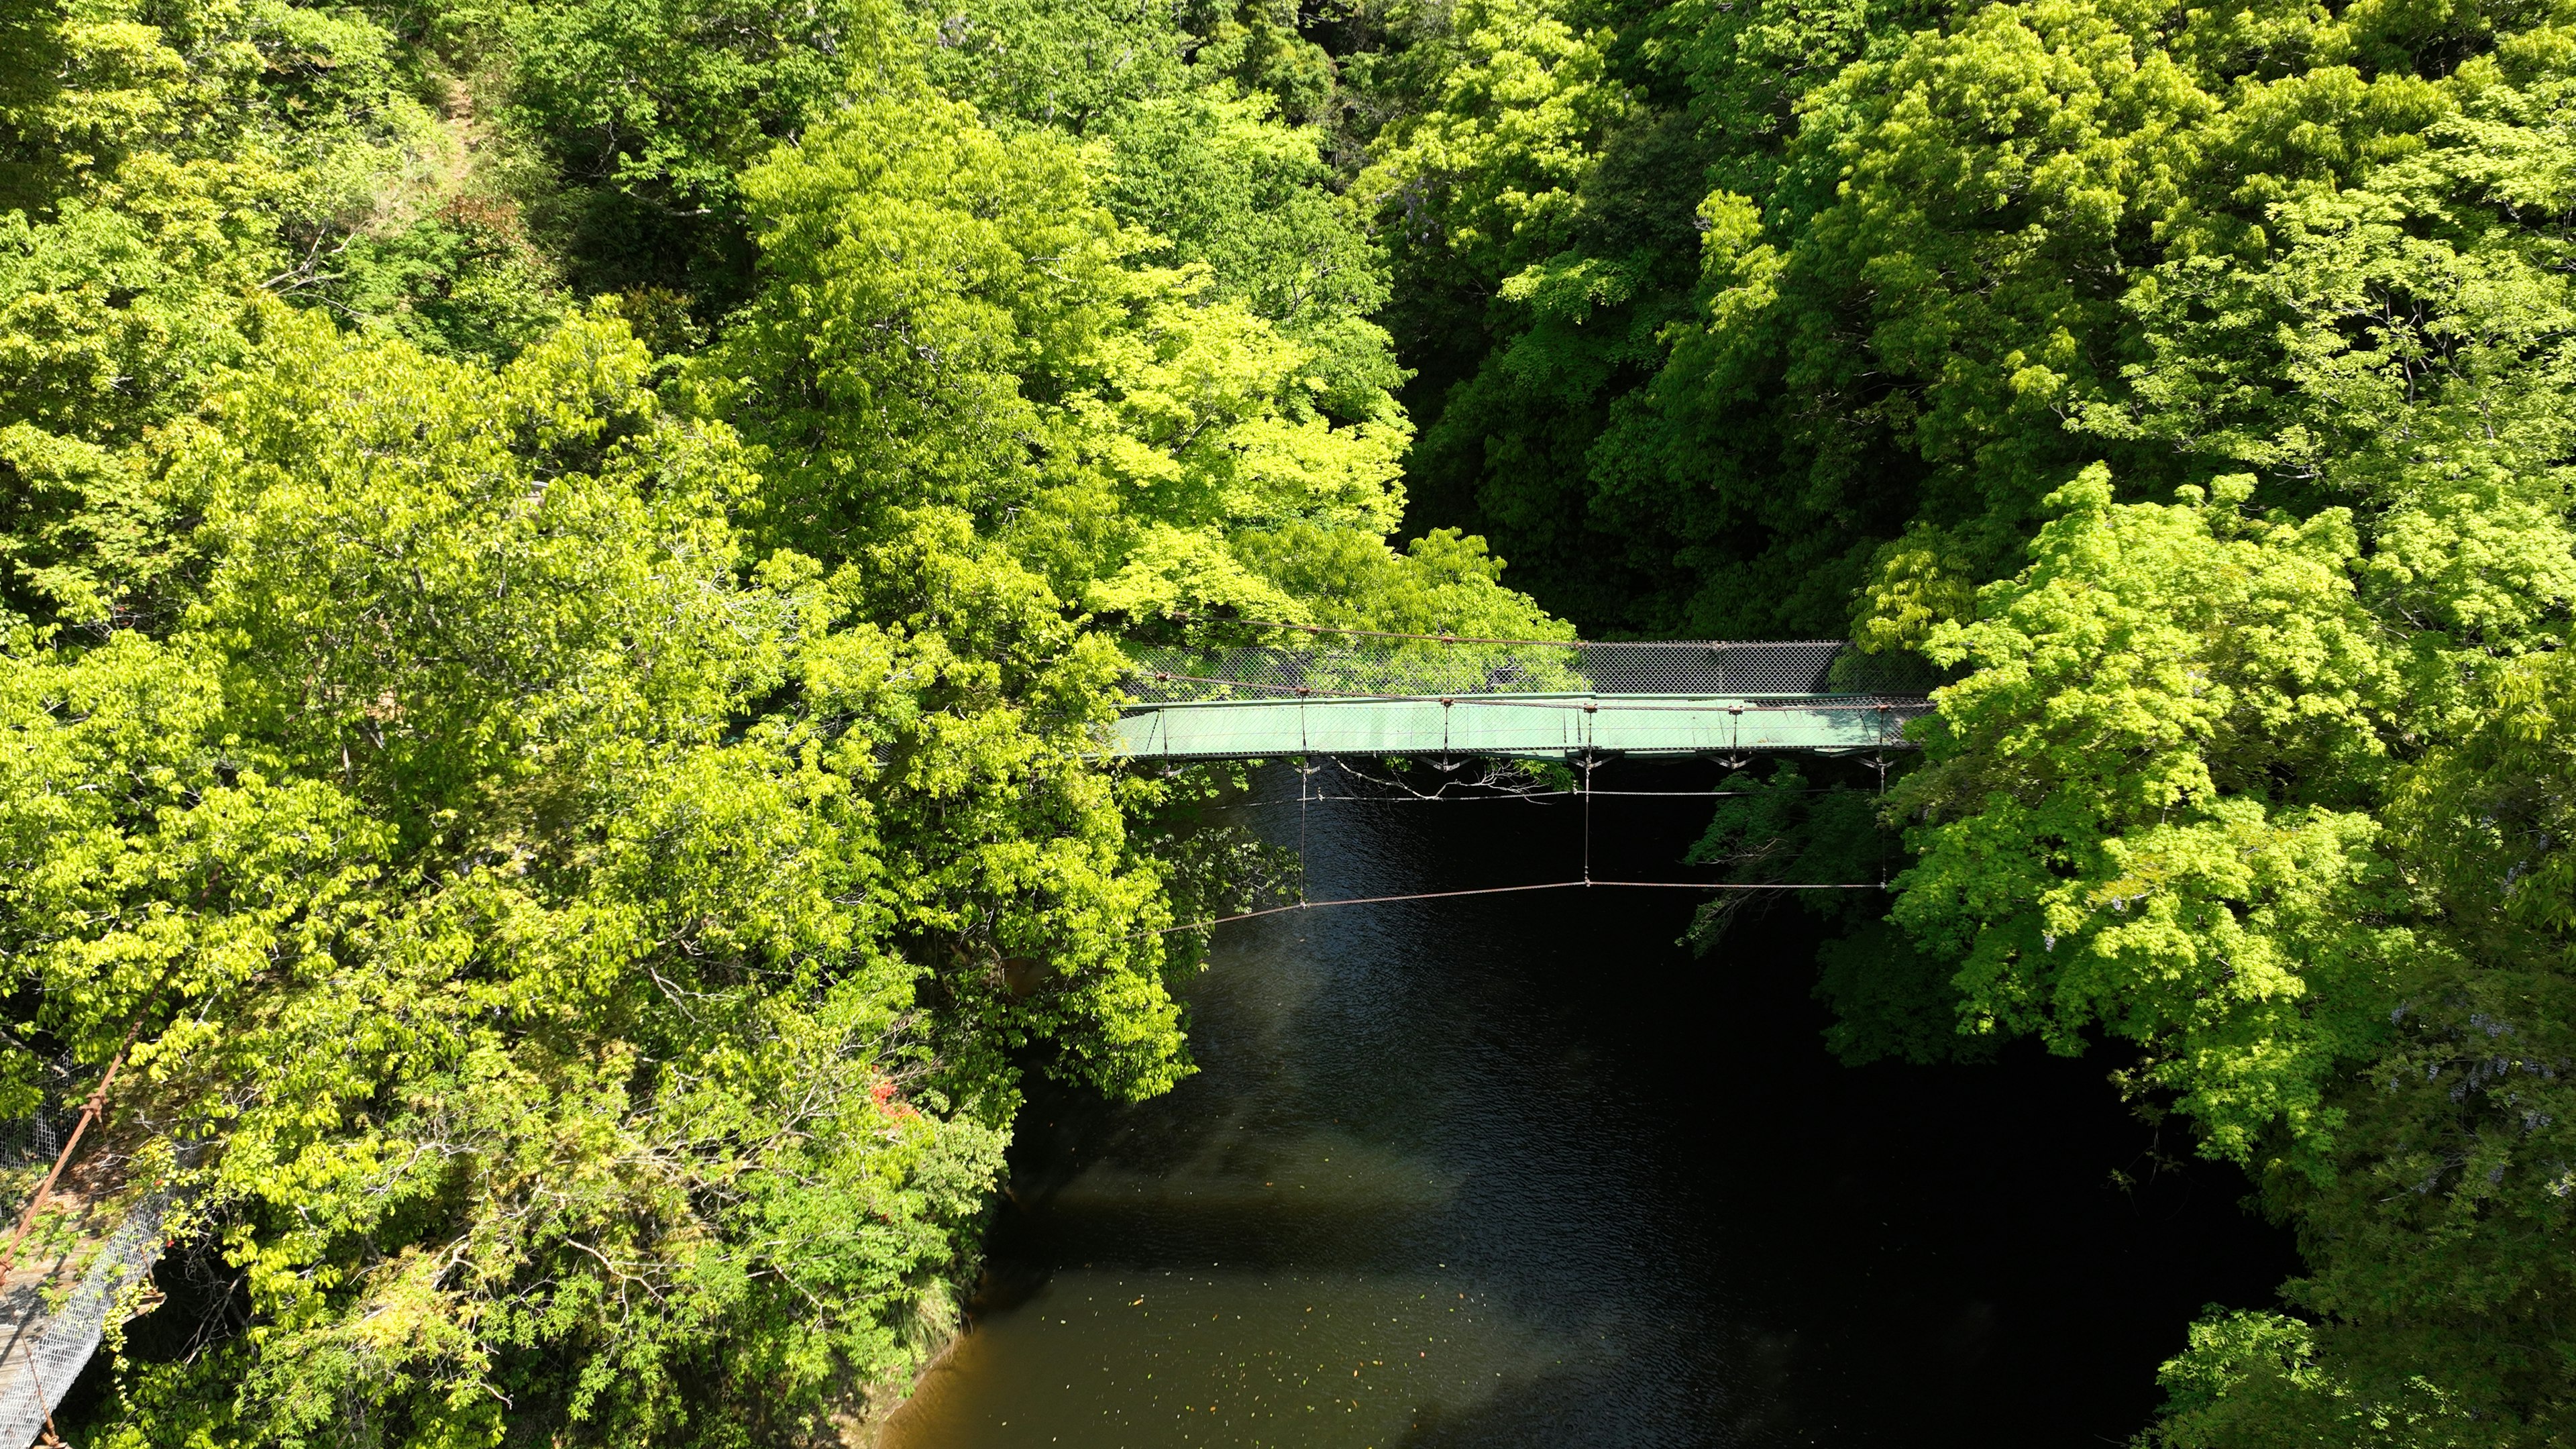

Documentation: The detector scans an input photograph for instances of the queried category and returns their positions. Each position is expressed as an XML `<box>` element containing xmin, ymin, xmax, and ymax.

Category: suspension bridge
<box><xmin>1110</xmin><ymin>623</ymin><xmax>1939</xmax><ymax>929</ymax></box>
<box><xmin>1113</xmin><ymin>625</ymin><xmax>1932</xmax><ymax>764</ymax></box>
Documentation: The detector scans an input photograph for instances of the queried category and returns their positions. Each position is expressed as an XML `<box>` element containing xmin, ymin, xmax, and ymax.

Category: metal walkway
<box><xmin>1114</xmin><ymin>631</ymin><xmax>1930</xmax><ymax>763</ymax></box>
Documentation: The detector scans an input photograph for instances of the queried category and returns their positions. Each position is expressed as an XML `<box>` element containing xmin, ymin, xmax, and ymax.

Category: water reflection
<box><xmin>884</xmin><ymin>764</ymin><xmax>2293</xmax><ymax>1447</ymax></box>
<box><xmin>894</xmin><ymin>1268</ymin><xmax>1576</xmax><ymax>1446</ymax></box>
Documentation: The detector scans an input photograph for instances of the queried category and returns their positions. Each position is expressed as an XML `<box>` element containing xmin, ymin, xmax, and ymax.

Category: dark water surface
<box><xmin>884</xmin><ymin>764</ymin><xmax>2295</xmax><ymax>1448</ymax></box>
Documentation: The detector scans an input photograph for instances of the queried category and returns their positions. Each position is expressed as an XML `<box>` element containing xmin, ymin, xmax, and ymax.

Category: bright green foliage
<box><xmin>0</xmin><ymin>0</ymin><xmax>385</xmax><ymax>485</ymax></box>
<box><xmin>1101</xmin><ymin>91</ymin><xmax>1400</xmax><ymax>421</ymax></box>
<box><xmin>1357</xmin><ymin>0</ymin><xmax>1631</xmax><ymax>297</ymax></box>
<box><xmin>0</xmin><ymin>0</ymin><xmax>581</xmax><ymax>625</ymax></box>
<box><xmin>0</xmin><ymin>0</ymin><xmax>425</xmax><ymax>221</ymax></box>
<box><xmin>2148</xmin><ymin>654</ymin><xmax>2576</xmax><ymax>1443</ymax></box>
<box><xmin>0</xmin><ymin>1</ymin><xmax>1560</xmax><ymax>1434</ymax></box>
<box><xmin>2143</xmin><ymin>659</ymin><xmax>2576</xmax><ymax>1433</ymax></box>
<box><xmin>1885</xmin><ymin>466</ymin><xmax>2576</xmax><ymax>1428</ymax></box>
<box><xmin>914</xmin><ymin>0</ymin><xmax>1416</xmax><ymax>443</ymax></box>
<box><xmin>1894</xmin><ymin>466</ymin><xmax>2408</xmax><ymax>1160</ymax></box>
<box><xmin>1354</xmin><ymin>0</ymin><xmax>2576</xmax><ymax>1427</ymax></box>
<box><xmin>690</xmin><ymin>89</ymin><xmax>1545</xmax><ymax>633</ymax></box>
<box><xmin>25</xmin><ymin>0</ymin><xmax>2576</xmax><ymax>1432</ymax></box>
<box><xmin>2149</xmin><ymin>1309</ymin><xmax>2486</xmax><ymax>1448</ymax></box>
<box><xmin>1354</xmin><ymin>0</ymin><xmax>1652</xmax><ymax>551</ymax></box>
<box><xmin>12</xmin><ymin>308</ymin><xmax>1146</xmax><ymax>1441</ymax></box>
<box><xmin>1356</xmin><ymin>0</ymin><xmax>2576</xmax><ymax>639</ymax></box>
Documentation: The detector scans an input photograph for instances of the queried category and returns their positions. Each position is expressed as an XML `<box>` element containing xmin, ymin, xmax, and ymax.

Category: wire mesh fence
<box><xmin>0</xmin><ymin>1184</ymin><xmax>171</xmax><ymax>1444</ymax></box>
<box><xmin>0</xmin><ymin>1059</ymin><xmax>98</xmax><ymax>1178</ymax></box>
<box><xmin>0</xmin><ymin>1110</ymin><xmax>66</xmax><ymax>1177</ymax></box>
<box><xmin>0</xmin><ymin>1056</ymin><xmax>172</xmax><ymax>1442</ymax></box>
<box><xmin>1119</xmin><ymin>635</ymin><xmax>1937</xmax><ymax>704</ymax></box>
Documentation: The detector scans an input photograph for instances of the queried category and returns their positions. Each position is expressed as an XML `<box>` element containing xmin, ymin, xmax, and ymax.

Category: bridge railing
<box><xmin>1118</xmin><ymin>635</ymin><xmax>1935</xmax><ymax>705</ymax></box>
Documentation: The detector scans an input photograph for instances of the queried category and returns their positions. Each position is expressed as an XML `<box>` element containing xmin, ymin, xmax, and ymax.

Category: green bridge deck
<box><xmin>1112</xmin><ymin>692</ymin><xmax>1924</xmax><ymax>762</ymax></box>
<box><xmin>1109</xmin><ymin>635</ymin><xmax>1931</xmax><ymax>761</ymax></box>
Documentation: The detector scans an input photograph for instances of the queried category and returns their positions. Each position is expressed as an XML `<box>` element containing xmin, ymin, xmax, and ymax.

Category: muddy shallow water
<box><xmin>885</xmin><ymin>763</ymin><xmax>2294</xmax><ymax>1448</ymax></box>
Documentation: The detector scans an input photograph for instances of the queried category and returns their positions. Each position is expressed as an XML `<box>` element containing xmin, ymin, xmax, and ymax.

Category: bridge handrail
<box><xmin>1118</xmin><ymin>635</ymin><xmax>1935</xmax><ymax>705</ymax></box>
<box><xmin>1120</xmin><ymin>677</ymin><xmax>1931</xmax><ymax>713</ymax></box>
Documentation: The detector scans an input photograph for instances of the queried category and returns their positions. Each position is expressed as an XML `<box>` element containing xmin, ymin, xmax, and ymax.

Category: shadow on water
<box><xmin>884</xmin><ymin>762</ymin><xmax>2296</xmax><ymax>1448</ymax></box>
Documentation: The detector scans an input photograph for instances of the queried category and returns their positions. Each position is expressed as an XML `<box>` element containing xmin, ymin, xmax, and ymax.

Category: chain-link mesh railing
<box><xmin>0</xmin><ymin>1057</ymin><xmax>173</xmax><ymax>1439</ymax></box>
<box><xmin>1120</xmin><ymin>635</ymin><xmax>1935</xmax><ymax>704</ymax></box>
<box><xmin>0</xmin><ymin>1185</ymin><xmax>170</xmax><ymax>1444</ymax></box>
<box><xmin>0</xmin><ymin>1110</ymin><xmax>67</xmax><ymax>1178</ymax></box>
<box><xmin>0</xmin><ymin>1055</ymin><xmax>101</xmax><ymax>1177</ymax></box>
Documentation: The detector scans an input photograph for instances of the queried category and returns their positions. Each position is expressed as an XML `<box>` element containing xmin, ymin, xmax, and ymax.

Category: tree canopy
<box><xmin>0</xmin><ymin>0</ymin><xmax>1552</xmax><ymax>1440</ymax></box>
<box><xmin>1356</xmin><ymin>0</ymin><xmax>2576</xmax><ymax>1430</ymax></box>
<box><xmin>5</xmin><ymin>0</ymin><xmax>2576</xmax><ymax>1437</ymax></box>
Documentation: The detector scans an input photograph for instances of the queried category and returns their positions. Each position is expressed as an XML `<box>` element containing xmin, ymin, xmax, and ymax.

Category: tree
<box><xmin>451</xmin><ymin>0</ymin><xmax>912</xmax><ymax>308</ymax></box>
<box><xmin>1</xmin><ymin>305</ymin><xmax>1189</xmax><ymax>1444</ymax></box>
<box><xmin>2154</xmin><ymin>653</ymin><xmax>2576</xmax><ymax>1446</ymax></box>
<box><xmin>688</xmin><ymin>86</ymin><xmax>1556</xmax><ymax>633</ymax></box>
<box><xmin>3</xmin><ymin>37</ymin><xmax>1561</xmax><ymax>1437</ymax></box>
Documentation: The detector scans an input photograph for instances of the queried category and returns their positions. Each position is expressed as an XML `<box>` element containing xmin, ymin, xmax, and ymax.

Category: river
<box><xmin>882</xmin><ymin>761</ymin><xmax>2294</xmax><ymax>1447</ymax></box>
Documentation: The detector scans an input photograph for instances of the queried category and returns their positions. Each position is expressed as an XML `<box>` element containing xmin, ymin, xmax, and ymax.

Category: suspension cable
<box><xmin>1875</xmin><ymin>747</ymin><xmax>1892</xmax><ymax>889</ymax></box>
<box><xmin>1297</xmin><ymin>753</ymin><xmax>1311</xmax><ymax>909</ymax></box>
<box><xmin>1144</xmin><ymin>755</ymin><xmax>1896</xmax><ymax>945</ymax></box>
<box><xmin>1297</xmin><ymin>689</ymin><xmax>1310</xmax><ymax>909</ymax></box>
<box><xmin>1139</xmin><ymin>878</ymin><xmax>1890</xmax><ymax>938</ymax></box>
<box><xmin>1581</xmin><ymin>754</ymin><xmax>1595</xmax><ymax>886</ymax></box>
<box><xmin>1223</xmin><ymin>787</ymin><xmax>1845</xmax><ymax>806</ymax></box>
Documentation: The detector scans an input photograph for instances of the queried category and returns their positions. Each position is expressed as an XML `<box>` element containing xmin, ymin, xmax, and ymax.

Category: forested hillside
<box><xmin>1360</xmin><ymin>0</ymin><xmax>2576</xmax><ymax>1437</ymax></box>
<box><xmin>0</xmin><ymin>0</ymin><xmax>1554</xmax><ymax>1438</ymax></box>
<box><xmin>0</xmin><ymin>0</ymin><xmax>2571</xmax><ymax>1439</ymax></box>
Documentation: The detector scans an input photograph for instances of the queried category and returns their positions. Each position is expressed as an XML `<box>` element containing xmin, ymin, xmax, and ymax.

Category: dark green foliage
<box><xmin>454</xmin><ymin>0</ymin><xmax>911</xmax><ymax>307</ymax></box>
<box><xmin>1679</xmin><ymin>763</ymin><xmax>1978</xmax><ymax>1065</ymax></box>
<box><xmin>1813</xmin><ymin>918</ymin><xmax>1996</xmax><ymax>1067</ymax></box>
<box><xmin>1355</xmin><ymin>0</ymin><xmax>2576</xmax><ymax>1431</ymax></box>
<box><xmin>325</xmin><ymin>204</ymin><xmax>569</xmax><ymax>360</ymax></box>
<box><xmin>1683</xmin><ymin>763</ymin><xmax>1886</xmax><ymax>912</ymax></box>
<box><xmin>919</xmin><ymin>0</ymin><xmax>1189</xmax><ymax>131</ymax></box>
